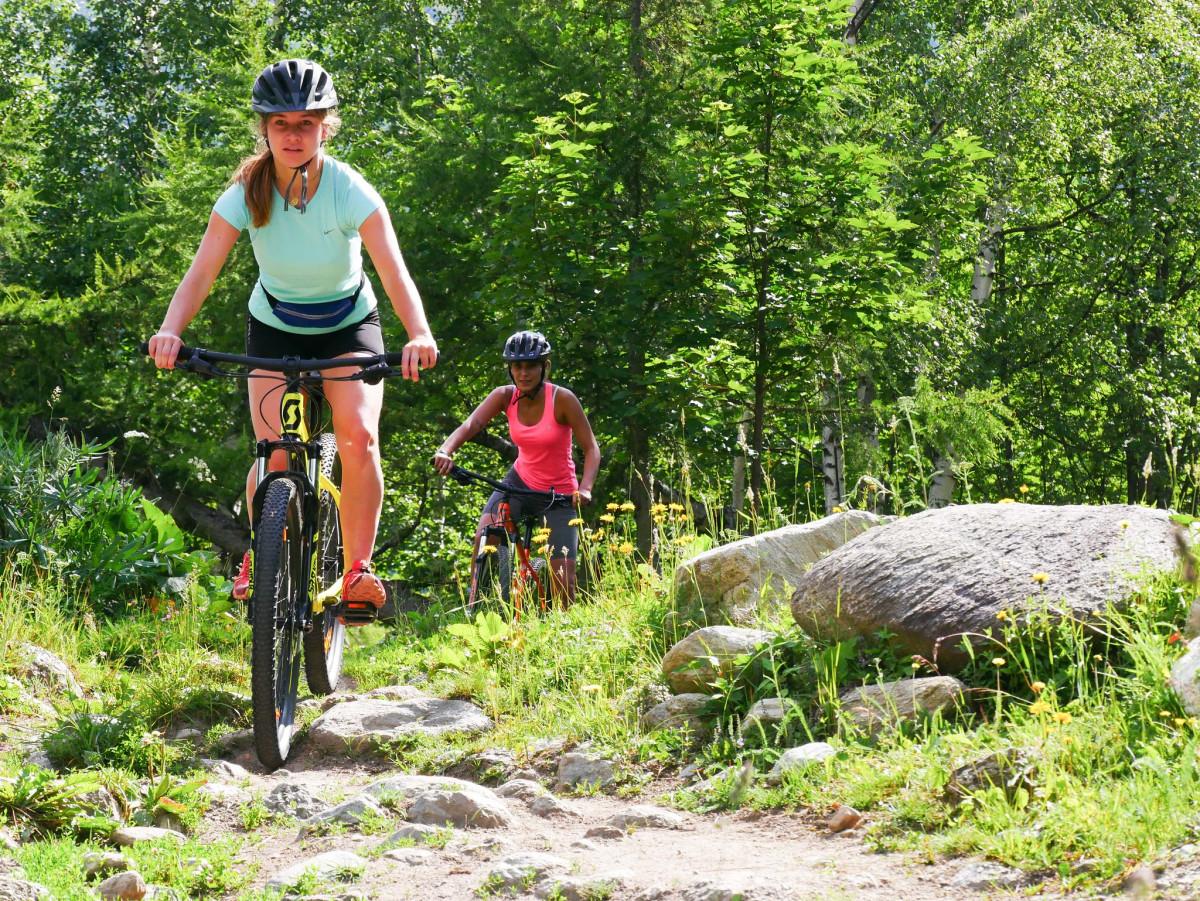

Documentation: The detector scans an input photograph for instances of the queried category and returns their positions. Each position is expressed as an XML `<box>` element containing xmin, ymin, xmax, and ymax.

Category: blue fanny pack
<box><xmin>262</xmin><ymin>277</ymin><xmax>364</xmax><ymax>329</ymax></box>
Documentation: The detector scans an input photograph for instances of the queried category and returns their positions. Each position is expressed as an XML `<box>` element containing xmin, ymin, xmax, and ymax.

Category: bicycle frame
<box><xmin>479</xmin><ymin>497</ymin><xmax>546</xmax><ymax>615</ymax></box>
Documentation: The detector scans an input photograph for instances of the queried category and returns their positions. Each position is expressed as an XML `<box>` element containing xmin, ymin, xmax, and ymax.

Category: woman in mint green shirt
<box><xmin>148</xmin><ymin>59</ymin><xmax>438</xmax><ymax>620</ymax></box>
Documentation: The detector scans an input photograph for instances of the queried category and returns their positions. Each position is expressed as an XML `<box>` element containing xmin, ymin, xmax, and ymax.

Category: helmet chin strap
<box><xmin>283</xmin><ymin>153</ymin><xmax>319</xmax><ymax>214</ymax></box>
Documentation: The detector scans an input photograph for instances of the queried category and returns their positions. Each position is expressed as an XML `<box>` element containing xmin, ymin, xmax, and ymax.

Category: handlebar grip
<box><xmin>141</xmin><ymin>340</ymin><xmax>195</xmax><ymax>365</ymax></box>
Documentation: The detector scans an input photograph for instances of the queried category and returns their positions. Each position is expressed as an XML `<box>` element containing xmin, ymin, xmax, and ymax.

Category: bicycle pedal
<box><xmin>338</xmin><ymin>601</ymin><xmax>379</xmax><ymax>627</ymax></box>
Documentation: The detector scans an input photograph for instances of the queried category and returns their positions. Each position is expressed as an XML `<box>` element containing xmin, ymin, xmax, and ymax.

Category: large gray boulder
<box><xmin>674</xmin><ymin>511</ymin><xmax>879</xmax><ymax>623</ymax></box>
<box><xmin>791</xmin><ymin>503</ymin><xmax>1181</xmax><ymax>669</ymax></box>
<box><xmin>307</xmin><ymin>698</ymin><xmax>492</xmax><ymax>752</ymax></box>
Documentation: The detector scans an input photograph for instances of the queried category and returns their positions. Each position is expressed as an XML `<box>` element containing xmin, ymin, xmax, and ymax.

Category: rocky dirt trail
<box><xmin>199</xmin><ymin>726</ymin><xmax>977</xmax><ymax>901</ymax></box>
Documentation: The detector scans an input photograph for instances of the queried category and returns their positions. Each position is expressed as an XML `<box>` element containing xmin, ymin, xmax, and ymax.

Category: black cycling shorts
<box><xmin>484</xmin><ymin>467</ymin><xmax>579</xmax><ymax>561</ymax></box>
<box><xmin>245</xmin><ymin>309</ymin><xmax>385</xmax><ymax>360</ymax></box>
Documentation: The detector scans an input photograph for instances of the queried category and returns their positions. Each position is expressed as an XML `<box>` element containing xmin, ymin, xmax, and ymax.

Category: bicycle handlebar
<box><xmin>141</xmin><ymin>342</ymin><xmax>409</xmax><ymax>383</ymax></box>
<box><xmin>439</xmin><ymin>461</ymin><xmax>573</xmax><ymax>507</ymax></box>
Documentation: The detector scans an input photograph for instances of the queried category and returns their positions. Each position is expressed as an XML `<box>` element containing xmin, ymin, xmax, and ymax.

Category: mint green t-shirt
<box><xmin>212</xmin><ymin>156</ymin><xmax>385</xmax><ymax>334</ymax></box>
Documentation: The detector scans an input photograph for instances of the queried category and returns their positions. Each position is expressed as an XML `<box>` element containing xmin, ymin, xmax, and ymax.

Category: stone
<box><xmin>529</xmin><ymin>794</ymin><xmax>582</xmax><ymax>819</ymax></box>
<box><xmin>767</xmin><ymin>742</ymin><xmax>837</xmax><ymax>784</ymax></box>
<box><xmin>97</xmin><ymin>871</ymin><xmax>147</xmax><ymax>900</ymax></box>
<box><xmin>483</xmin><ymin>853</ymin><xmax>569</xmax><ymax>893</ymax></box>
<box><xmin>381</xmin><ymin>823</ymin><xmax>449</xmax><ymax>846</ymax></box>
<box><xmin>109</xmin><ymin>827</ymin><xmax>187</xmax><ymax>847</ymax></box>
<box><xmin>533</xmin><ymin>871</ymin><xmax>634</xmax><ymax>901</ymax></box>
<box><xmin>199</xmin><ymin>759</ymin><xmax>250</xmax><ymax>781</ymax></box>
<box><xmin>661</xmin><ymin>627</ymin><xmax>776</xmax><ymax>695</ymax></box>
<box><xmin>264</xmin><ymin>851</ymin><xmax>366</xmax><ymax>892</ymax></box>
<box><xmin>212</xmin><ymin>729</ymin><xmax>254</xmax><ymax>755</ymax></box>
<box><xmin>606</xmin><ymin>805</ymin><xmax>685</xmax><ymax>830</ymax></box>
<box><xmin>301</xmin><ymin>795</ymin><xmax>388</xmax><ymax>831</ymax></box>
<box><xmin>78</xmin><ymin>787</ymin><xmax>122</xmax><ymax>820</ymax></box>
<box><xmin>944</xmin><ymin>748</ymin><xmax>1039</xmax><ymax>804</ymax></box>
<box><xmin>674</xmin><ymin>512</ymin><xmax>880</xmax><ymax>622</ymax></box>
<box><xmin>949</xmin><ymin>861</ymin><xmax>1028</xmax><ymax>891</ymax></box>
<box><xmin>739</xmin><ymin>698</ymin><xmax>800</xmax><ymax>734</ymax></box>
<box><xmin>494</xmin><ymin>779</ymin><xmax>547</xmax><ymax>801</ymax></box>
<box><xmin>265</xmin><ymin>783</ymin><xmax>325</xmax><ymax>819</ymax></box>
<box><xmin>841</xmin><ymin>677</ymin><xmax>965</xmax><ymax>736</ymax></box>
<box><xmin>792</xmin><ymin>503</ymin><xmax>1182</xmax><ymax>669</ymax></box>
<box><xmin>364</xmin><ymin>685</ymin><xmax>427</xmax><ymax>702</ymax></box>
<box><xmin>407</xmin><ymin>788</ymin><xmax>512</xmax><ymax>829</ymax></box>
<box><xmin>1169</xmin><ymin>636</ymin><xmax>1200</xmax><ymax>717</ymax></box>
<box><xmin>308</xmin><ymin>698</ymin><xmax>493</xmax><ymax>753</ymax></box>
<box><xmin>583</xmin><ymin>826</ymin><xmax>625</xmax><ymax>840</ymax></box>
<box><xmin>0</xmin><ymin>877</ymin><xmax>50</xmax><ymax>901</ymax></box>
<box><xmin>555</xmin><ymin>752</ymin><xmax>615</xmax><ymax>791</ymax></box>
<box><xmin>1124</xmin><ymin>865</ymin><xmax>1157</xmax><ymax>897</ymax></box>
<box><xmin>641</xmin><ymin>694</ymin><xmax>711</xmax><ymax>737</ymax></box>
<box><xmin>381</xmin><ymin>848</ymin><xmax>434</xmax><ymax>865</ymax></box>
<box><xmin>15</xmin><ymin>644</ymin><xmax>82</xmax><ymax>696</ymax></box>
<box><xmin>827</xmin><ymin>806</ymin><xmax>863</xmax><ymax>832</ymax></box>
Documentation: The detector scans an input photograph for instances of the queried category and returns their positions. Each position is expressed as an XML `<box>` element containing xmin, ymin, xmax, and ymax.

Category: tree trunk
<box><xmin>821</xmin><ymin>372</ymin><xmax>845</xmax><ymax>514</ymax></box>
<box><xmin>732</xmin><ymin>407</ymin><xmax>752</xmax><ymax>519</ymax></box>
<box><xmin>844</xmin><ymin>0</ymin><xmax>881</xmax><ymax>45</ymax></box>
<box><xmin>928</xmin><ymin>454</ymin><xmax>955</xmax><ymax>508</ymax></box>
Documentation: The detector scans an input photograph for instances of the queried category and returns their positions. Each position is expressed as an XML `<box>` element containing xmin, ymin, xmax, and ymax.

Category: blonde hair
<box><xmin>231</xmin><ymin>110</ymin><xmax>343</xmax><ymax>227</ymax></box>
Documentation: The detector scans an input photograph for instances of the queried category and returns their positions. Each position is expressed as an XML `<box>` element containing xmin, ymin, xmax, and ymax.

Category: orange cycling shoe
<box><xmin>339</xmin><ymin>559</ymin><xmax>386</xmax><ymax>626</ymax></box>
<box><xmin>231</xmin><ymin>550</ymin><xmax>252</xmax><ymax>601</ymax></box>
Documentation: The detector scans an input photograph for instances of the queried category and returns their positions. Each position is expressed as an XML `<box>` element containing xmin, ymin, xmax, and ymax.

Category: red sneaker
<box><xmin>340</xmin><ymin>559</ymin><xmax>386</xmax><ymax>625</ymax></box>
<box><xmin>231</xmin><ymin>550</ymin><xmax>252</xmax><ymax>601</ymax></box>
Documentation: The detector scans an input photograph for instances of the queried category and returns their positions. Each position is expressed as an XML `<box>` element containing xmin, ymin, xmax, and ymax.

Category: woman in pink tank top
<box><xmin>433</xmin><ymin>330</ymin><xmax>600</xmax><ymax>605</ymax></box>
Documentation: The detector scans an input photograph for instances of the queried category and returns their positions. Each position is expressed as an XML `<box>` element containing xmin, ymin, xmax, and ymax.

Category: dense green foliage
<box><xmin>2</xmin><ymin>0</ymin><xmax>1199</xmax><ymax>585</ymax></box>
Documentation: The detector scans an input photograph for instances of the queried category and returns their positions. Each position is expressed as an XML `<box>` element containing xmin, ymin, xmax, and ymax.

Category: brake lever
<box><xmin>358</xmin><ymin>362</ymin><xmax>392</xmax><ymax>385</ymax></box>
<box><xmin>179</xmin><ymin>349</ymin><xmax>219</xmax><ymax>380</ymax></box>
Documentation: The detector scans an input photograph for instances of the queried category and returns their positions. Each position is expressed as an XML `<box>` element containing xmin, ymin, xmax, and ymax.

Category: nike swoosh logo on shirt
<box><xmin>324</xmin><ymin>228</ymin><xmax>336</xmax><ymax>234</ymax></box>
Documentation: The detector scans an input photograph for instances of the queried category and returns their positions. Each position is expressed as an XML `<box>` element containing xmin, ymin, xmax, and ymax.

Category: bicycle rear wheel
<box><xmin>251</xmin><ymin>479</ymin><xmax>304</xmax><ymax>771</ymax></box>
<box><xmin>305</xmin><ymin>433</ymin><xmax>345</xmax><ymax>696</ymax></box>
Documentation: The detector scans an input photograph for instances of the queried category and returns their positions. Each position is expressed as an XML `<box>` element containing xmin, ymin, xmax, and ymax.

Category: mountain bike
<box><xmin>442</xmin><ymin>464</ymin><xmax>572</xmax><ymax>618</ymax></box>
<box><xmin>144</xmin><ymin>342</ymin><xmax>406</xmax><ymax>770</ymax></box>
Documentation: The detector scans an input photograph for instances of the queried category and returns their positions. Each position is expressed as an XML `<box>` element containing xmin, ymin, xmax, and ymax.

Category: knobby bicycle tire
<box><xmin>251</xmin><ymin>479</ymin><xmax>304</xmax><ymax>770</ymax></box>
<box><xmin>469</xmin><ymin>550</ymin><xmax>499</xmax><ymax>614</ymax></box>
<box><xmin>305</xmin><ymin>433</ymin><xmax>345</xmax><ymax>696</ymax></box>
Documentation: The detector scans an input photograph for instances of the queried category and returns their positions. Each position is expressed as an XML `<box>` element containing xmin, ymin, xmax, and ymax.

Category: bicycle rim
<box><xmin>305</xmin><ymin>434</ymin><xmax>345</xmax><ymax>695</ymax></box>
<box><xmin>251</xmin><ymin>479</ymin><xmax>303</xmax><ymax>770</ymax></box>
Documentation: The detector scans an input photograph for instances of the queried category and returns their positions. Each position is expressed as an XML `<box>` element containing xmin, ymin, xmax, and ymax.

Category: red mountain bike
<box><xmin>443</xmin><ymin>464</ymin><xmax>572</xmax><ymax>617</ymax></box>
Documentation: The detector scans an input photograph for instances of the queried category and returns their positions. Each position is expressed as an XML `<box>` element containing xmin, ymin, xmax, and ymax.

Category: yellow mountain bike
<box><xmin>144</xmin><ymin>342</ymin><xmax>405</xmax><ymax>770</ymax></box>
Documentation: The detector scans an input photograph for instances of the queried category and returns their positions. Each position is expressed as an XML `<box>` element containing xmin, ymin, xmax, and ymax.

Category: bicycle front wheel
<box><xmin>305</xmin><ymin>433</ymin><xmax>345</xmax><ymax>696</ymax></box>
<box><xmin>251</xmin><ymin>479</ymin><xmax>304</xmax><ymax>771</ymax></box>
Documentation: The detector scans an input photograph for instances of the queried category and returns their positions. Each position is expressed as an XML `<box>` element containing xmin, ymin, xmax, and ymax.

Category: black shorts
<box><xmin>484</xmin><ymin>467</ymin><xmax>579</xmax><ymax>560</ymax></box>
<box><xmin>245</xmin><ymin>309</ymin><xmax>385</xmax><ymax>359</ymax></box>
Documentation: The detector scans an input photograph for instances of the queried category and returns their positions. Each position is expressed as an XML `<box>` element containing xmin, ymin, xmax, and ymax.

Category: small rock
<box><xmin>265</xmin><ymin>783</ymin><xmax>325</xmax><ymax>820</ymax></box>
<box><xmin>0</xmin><ymin>876</ymin><xmax>50</xmax><ymax>901</ymax></box>
<box><xmin>301</xmin><ymin>795</ymin><xmax>388</xmax><ymax>832</ymax></box>
<box><xmin>583</xmin><ymin>826</ymin><xmax>625</xmax><ymax>841</ymax></box>
<box><xmin>199</xmin><ymin>759</ymin><xmax>250</xmax><ymax>781</ymax></box>
<box><xmin>949</xmin><ymin>861</ymin><xmax>1027</xmax><ymax>891</ymax></box>
<box><xmin>110</xmin><ymin>827</ymin><xmax>187</xmax><ymax>847</ymax></box>
<box><xmin>83</xmin><ymin>851</ymin><xmax>131</xmax><ymax>879</ymax></box>
<box><xmin>97</xmin><ymin>871</ymin><xmax>148</xmax><ymax>900</ymax></box>
<box><xmin>494</xmin><ymin>779</ymin><xmax>547</xmax><ymax>801</ymax></box>
<box><xmin>381</xmin><ymin>848</ymin><xmax>434</xmax><ymax>866</ymax></box>
<box><xmin>555</xmin><ymin>752</ymin><xmax>615</xmax><ymax>791</ymax></box>
<box><xmin>484</xmin><ymin>853</ymin><xmax>570</xmax><ymax>893</ymax></box>
<box><xmin>607</xmin><ymin>806</ymin><xmax>685</xmax><ymax>830</ymax></box>
<box><xmin>533</xmin><ymin>871</ymin><xmax>634</xmax><ymax>900</ymax></box>
<box><xmin>767</xmin><ymin>742</ymin><xmax>837</xmax><ymax>785</ymax></box>
<box><xmin>1124</xmin><ymin>865</ymin><xmax>1157</xmax><ymax>898</ymax></box>
<box><xmin>529</xmin><ymin>795</ymin><xmax>582</xmax><ymax>819</ymax></box>
<box><xmin>382</xmin><ymin>824</ymin><xmax>448</xmax><ymax>846</ymax></box>
<box><xmin>264</xmin><ymin>851</ymin><xmax>366</xmax><ymax>892</ymax></box>
<box><xmin>570</xmin><ymin>840</ymin><xmax>597</xmax><ymax>851</ymax></box>
<box><xmin>462</xmin><ymin>837</ymin><xmax>513</xmax><ymax>858</ymax></box>
<box><xmin>826</xmin><ymin>806</ymin><xmax>863</xmax><ymax>833</ymax></box>
<box><xmin>212</xmin><ymin>729</ymin><xmax>255</xmax><ymax>755</ymax></box>
<box><xmin>510</xmin><ymin>768</ymin><xmax>542</xmax><ymax>782</ymax></box>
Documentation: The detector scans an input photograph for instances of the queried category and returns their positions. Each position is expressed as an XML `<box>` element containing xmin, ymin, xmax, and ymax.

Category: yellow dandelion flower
<box><xmin>620</xmin><ymin>501</ymin><xmax>636</xmax><ymax>512</ymax></box>
<box><xmin>600</xmin><ymin>514</ymin><xmax>615</xmax><ymax>523</ymax></box>
<box><xmin>675</xmin><ymin>535</ymin><xmax>695</xmax><ymax>545</ymax></box>
<box><xmin>996</xmin><ymin>611</ymin><xmax>1008</xmax><ymax>621</ymax></box>
<box><xmin>606</xmin><ymin>503</ymin><xmax>620</xmax><ymax>511</ymax></box>
<box><xmin>1053</xmin><ymin>712</ymin><xmax>1073</xmax><ymax>725</ymax></box>
<box><xmin>533</xmin><ymin>534</ymin><xmax>549</xmax><ymax>546</ymax></box>
<box><xmin>653</xmin><ymin>515</ymin><xmax>665</xmax><ymax>524</ymax></box>
<box><xmin>1119</xmin><ymin>520</ymin><xmax>1131</xmax><ymax>529</ymax></box>
<box><xmin>1029</xmin><ymin>700</ymin><xmax>1052</xmax><ymax>716</ymax></box>
<box><xmin>536</xmin><ymin>526</ymin><xmax>552</xmax><ymax>536</ymax></box>
<box><xmin>569</xmin><ymin>518</ymin><xmax>584</xmax><ymax>527</ymax></box>
<box><xmin>1176</xmin><ymin>718</ymin><xmax>1187</xmax><ymax>727</ymax></box>
<box><xmin>1063</xmin><ymin>736</ymin><xmax>1073</xmax><ymax>745</ymax></box>
<box><xmin>1160</xmin><ymin>710</ymin><xmax>1173</xmax><ymax>718</ymax></box>
<box><xmin>992</xmin><ymin>657</ymin><xmax>1006</xmax><ymax>667</ymax></box>
<box><xmin>651</xmin><ymin>503</ymin><xmax>668</xmax><ymax>514</ymax></box>
<box><xmin>998</xmin><ymin>498</ymin><xmax>1016</xmax><ymax>504</ymax></box>
<box><xmin>911</xmin><ymin>661</ymin><xmax>921</xmax><ymax>670</ymax></box>
<box><xmin>668</xmin><ymin>503</ymin><xmax>685</xmax><ymax>512</ymax></box>
<box><xmin>618</xmin><ymin>542</ymin><xmax>635</xmax><ymax>554</ymax></box>
<box><xmin>1031</xmin><ymin>681</ymin><xmax>1046</xmax><ymax>693</ymax></box>
<box><xmin>481</xmin><ymin>545</ymin><xmax>498</xmax><ymax>555</ymax></box>
<box><xmin>1019</xmin><ymin>485</ymin><xmax>1030</xmax><ymax>494</ymax></box>
<box><xmin>1031</xmin><ymin>572</ymin><xmax>1049</xmax><ymax>583</ymax></box>
<box><xmin>592</xmin><ymin>529</ymin><xmax>606</xmax><ymax>542</ymax></box>
<box><xmin>581</xmin><ymin>684</ymin><xmax>602</xmax><ymax>693</ymax></box>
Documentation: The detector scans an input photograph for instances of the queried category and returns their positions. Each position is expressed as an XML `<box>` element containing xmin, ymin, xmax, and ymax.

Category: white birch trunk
<box><xmin>822</xmin><ymin>377</ymin><xmax>845</xmax><ymax>515</ymax></box>
<box><xmin>732</xmin><ymin>408</ymin><xmax>752</xmax><ymax>516</ymax></box>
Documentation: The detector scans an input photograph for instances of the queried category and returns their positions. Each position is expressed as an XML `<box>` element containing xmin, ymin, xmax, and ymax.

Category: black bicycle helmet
<box><xmin>503</xmin><ymin>331</ymin><xmax>552</xmax><ymax>362</ymax></box>
<box><xmin>251</xmin><ymin>59</ymin><xmax>338</xmax><ymax>114</ymax></box>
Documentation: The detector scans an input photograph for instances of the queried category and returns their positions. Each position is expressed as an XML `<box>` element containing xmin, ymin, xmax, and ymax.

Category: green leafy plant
<box><xmin>438</xmin><ymin>611</ymin><xmax>512</xmax><ymax>671</ymax></box>
<box><xmin>0</xmin><ymin>767</ymin><xmax>107</xmax><ymax>837</ymax></box>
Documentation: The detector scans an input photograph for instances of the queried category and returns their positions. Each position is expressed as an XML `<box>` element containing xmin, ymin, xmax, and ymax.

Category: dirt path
<box><xmin>204</xmin><ymin>741</ymin><xmax>975</xmax><ymax>901</ymax></box>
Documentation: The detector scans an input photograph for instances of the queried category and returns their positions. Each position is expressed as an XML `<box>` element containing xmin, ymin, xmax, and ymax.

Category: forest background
<box><xmin>2</xmin><ymin>0</ymin><xmax>1199</xmax><ymax>588</ymax></box>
